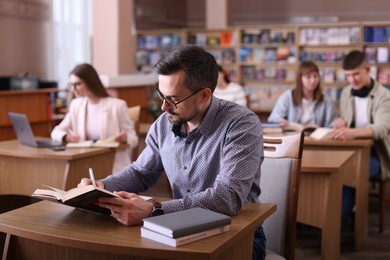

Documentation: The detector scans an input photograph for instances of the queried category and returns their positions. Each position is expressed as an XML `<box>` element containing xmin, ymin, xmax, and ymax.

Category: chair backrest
<box><xmin>260</xmin><ymin>132</ymin><xmax>304</xmax><ymax>260</ymax></box>
<box><xmin>128</xmin><ymin>106</ymin><xmax>141</xmax><ymax>124</ymax></box>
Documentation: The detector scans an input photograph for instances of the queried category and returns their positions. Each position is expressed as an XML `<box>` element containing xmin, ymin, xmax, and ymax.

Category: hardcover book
<box><xmin>142</xmin><ymin>207</ymin><xmax>231</xmax><ymax>238</ymax></box>
<box><xmin>33</xmin><ymin>185</ymin><xmax>151</xmax><ymax>215</ymax></box>
<box><xmin>141</xmin><ymin>224</ymin><xmax>230</xmax><ymax>247</ymax></box>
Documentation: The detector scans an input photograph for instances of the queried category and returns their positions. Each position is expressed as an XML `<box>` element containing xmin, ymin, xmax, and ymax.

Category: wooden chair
<box><xmin>1</xmin><ymin>195</ymin><xmax>41</xmax><ymax>260</ymax></box>
<box><xmin>128</xmin><ymin>106</ymin><xmax>141</xmax><ymax>161</ymax></box>
<box><xmin>260</xmin><ymin>132</ymin><xmax>304</xmax><ymax>260</ymax></box>
<box><xmin>370</xmin><ymin>177</ymin><xmax>390</xmax><ymax>233</ymax></box>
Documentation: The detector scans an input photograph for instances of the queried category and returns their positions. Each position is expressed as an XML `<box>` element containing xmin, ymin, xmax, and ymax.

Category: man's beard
<box><xmin>167</xmin><ymin>108</ymin><xmax>199</xmax><ymax>136</ymax></box>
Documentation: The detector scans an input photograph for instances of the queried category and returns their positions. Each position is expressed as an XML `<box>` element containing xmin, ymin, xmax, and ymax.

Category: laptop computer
<box><xmin>8</xmin><ymin>112</ymin><xmax>65</xmax><ymax>150</ymax></box>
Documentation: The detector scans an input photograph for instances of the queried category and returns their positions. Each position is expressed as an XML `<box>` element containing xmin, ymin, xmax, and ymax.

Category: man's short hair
<box><xmin>342</xmin><ymin>50</ymin><xmax>368</xmax><ymax>70</ymax></box>
<box><xmin>154</xmin><ymin>45</ymin><xmax>218</xmax><ymax>92</ymax></box>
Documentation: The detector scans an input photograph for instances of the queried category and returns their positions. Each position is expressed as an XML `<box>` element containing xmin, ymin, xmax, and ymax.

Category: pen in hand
<box><xmin>89</xmin><ymin>168</ymin><xmax>97</xmax><ymax>187</ymax></box>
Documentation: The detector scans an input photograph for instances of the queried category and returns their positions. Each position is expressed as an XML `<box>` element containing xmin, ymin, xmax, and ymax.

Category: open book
<box><xmin>32</xmin><ymin>185</ymin><xmax>151</xmax><ymax>215</ymax></box>
<box><xmin>283</xmin><ymin>122</ymin><xmax>318</xmax><ymax>134</ymax></box>
<box><xmin>66</xmin><ymin>139</ymin><xmax>119</xmax><ymax>148</ymax></box>
<box><xmin>284</xmin><ymin>122</ymin><xmax>332</xmax><ymax>139</ymax></box>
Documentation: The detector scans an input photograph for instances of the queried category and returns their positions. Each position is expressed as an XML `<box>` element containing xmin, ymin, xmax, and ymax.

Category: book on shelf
<box><xmin>66</xmin><ymin>139</ymin><xmax>119</xmax><ymax>148</ymax></box>
<box><xmin>207</xmin><ymin>36</ymin><xmax>220</xmax><ymax>46</ymax></box>
<box><xmin>32</xmin><ymin>185</ymin><xmax>152</xmax><ymax>215</ymax></box>
<box><xmin>221</xmin><ymin>49</ymin><xmax>236</xmax><ymax>64</ymax></box>
<box><xmin>377</xmin><ymin>47</ymin><xmax>389</xmax><ymax>63</ymax></box>
<box><xmin>365</xmin><ymin>47</ymin><xmax>377</xmax><ymax>63</ymax></box>
<box><xmin>286</xmin><ymin>32</ymin><xmax>295</xmax><ymax>44</ymax></box>
<box><xmin>239</xmin><ymin>48</ymin><xmax>253</xmax><ymax>62</ymax></box>
<box><xmin>141</xmin><ymin>224</ymin><xmax>230</xmax><ymax>247</ymax></box>
<box><xmin>259</xmin><ymin>29</ymin><xmax>271</xmax><ymax>44</ymax></box>
<box><xmin>220</xmin><ymin>31</ymin><xmax>234</xmax><ymax>47</ymax></box>
<box><xmin>241</xmin><ymin>66</ymin><xmax>256</xmax><ymax>80</ymax></box>
<box><xmin>142</xmin><ymin>207</ymin><xmax>231</xmax><ymax>238</ymax></box>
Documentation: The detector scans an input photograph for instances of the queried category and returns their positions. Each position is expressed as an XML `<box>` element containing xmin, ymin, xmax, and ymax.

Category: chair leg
<box><xmin>379</xmin><ymin>181</ymin><xmax>386</xmax><ymax>233</ymax></box>
<box><xmin>2</xmin><ymin>233</ymin><xmax>10</xmax><ymax>260</ymax></box>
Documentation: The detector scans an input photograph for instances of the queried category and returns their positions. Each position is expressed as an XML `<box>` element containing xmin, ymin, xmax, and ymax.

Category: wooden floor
<box><xmin>296</xmin><ymin>194</ymin><xmax>390</xmax><ymax>259</ymax></box>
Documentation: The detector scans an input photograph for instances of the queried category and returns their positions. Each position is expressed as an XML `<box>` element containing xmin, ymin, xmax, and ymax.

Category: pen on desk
<box><xmin>89</xmin><ymin>168</ymin><xmax>97</xmax><ymax>187</ymax></box>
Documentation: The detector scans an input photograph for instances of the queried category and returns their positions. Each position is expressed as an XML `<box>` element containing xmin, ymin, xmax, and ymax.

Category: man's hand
<box><xmin>98</xmin><ymin>192</ymin><xmax>154</xmax><ymax>225</ymax></box>
<box><xmin>77</xmin><ymin>178</ymin><xmax>105</xmax><ymax>189</ymax></box>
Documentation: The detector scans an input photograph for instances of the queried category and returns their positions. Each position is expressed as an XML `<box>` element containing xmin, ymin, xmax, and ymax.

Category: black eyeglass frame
<box><xmin>154</xmin><ymin>88</ymin><xmax>204</xmax><ymax>109</ymax></box>
<box><xmin>68</xmin><ymin>81</ymin><xmax>83</xmax><ymax>89</ymax></box>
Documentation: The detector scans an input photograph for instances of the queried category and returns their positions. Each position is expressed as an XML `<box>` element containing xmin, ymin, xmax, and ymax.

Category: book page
<box><xmin>309</xmin><ymin>127</ymin><xmax>333</xmax><ymax>140</ymax></box>
<box><xmin>93</xmin><ymin>140</ymin><xmax>119</xmax><ymax>148</ymax></box>
<box><xmin>32</xmin><ymin>189</ymin><xmax>62</xmax><ymax>200</ymax></box>
<box><xmin>66</xmin><ymin>140</ymin><xmax>93</xmax><ymax>148</ymax></box>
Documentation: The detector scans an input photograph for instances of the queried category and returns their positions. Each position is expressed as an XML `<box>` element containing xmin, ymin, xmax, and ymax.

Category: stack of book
<box><xmin>141</xmin><ymin>207</ymin><xmax>231</xmax><ymax>247</ymax></box>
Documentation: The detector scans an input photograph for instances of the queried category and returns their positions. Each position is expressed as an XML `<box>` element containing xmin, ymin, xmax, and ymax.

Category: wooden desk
<box><xmin>298</xmin><ymin>150</ymin><xmax>355</xmax><ymax>260</ymax></box>
<box><xmin>0</xmin><ymin>201</ymin><xmax>276</xmax><ymax>260</ymax></box>
<box><xmin>0</xmin><ymin>140</ymin><xmax>115</xmax><ymax>195</ymax></box>
<box><xmin>304</xmin><ymin>137</ymin><xmax>372</xmax><ymax>250</ymax></box>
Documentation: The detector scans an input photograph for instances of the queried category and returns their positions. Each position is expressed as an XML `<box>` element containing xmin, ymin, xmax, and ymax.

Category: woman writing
<box><xmin>268</xmin><ymin>61</ymin><xmax>337</xmax><ymax>128</ymax></box>
<box><xmin>51</xmin><ymin>63</ymin><xmax>138</xmax><ymax>173</ymax></box>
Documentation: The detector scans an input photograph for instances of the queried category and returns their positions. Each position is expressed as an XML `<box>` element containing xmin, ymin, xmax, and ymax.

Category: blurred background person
<box><xmin>51</xmin><ymin>63</ymin><xmax>138</xmax><ymax>173</ymax></box>
<box><xmin>214</xmin><ymin>65</ymin><xmax>247</xmax><ymax>107</ymax></box>
<box><xmin>268</xmin><ymin>60</ymin><xmax>337</xmax><ymax>128</ymax></box>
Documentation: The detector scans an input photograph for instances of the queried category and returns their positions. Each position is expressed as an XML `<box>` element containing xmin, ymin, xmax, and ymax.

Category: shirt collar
<box><xmin>170</xmin><ymin>96</ymin><xmax>218</xmax><ymax>138</ymax></box>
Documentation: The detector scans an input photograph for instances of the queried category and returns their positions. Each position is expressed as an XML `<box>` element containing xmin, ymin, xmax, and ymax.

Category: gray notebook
<box><xmin>142</xmin><ymin>207</ymin><xmax>231</xmax><ymax>238</ymax></box>
<box><xmin>8</xmin><ymin>112</ymin><xmax>64</xmax><ymax>149</ymax></box>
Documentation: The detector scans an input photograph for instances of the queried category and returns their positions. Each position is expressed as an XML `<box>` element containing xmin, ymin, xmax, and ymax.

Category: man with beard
<box><xmin>79</xmin><ymin>45</ymin><xmax>266</xmax><ymax>259</ymax></box>
<box><xmin>332</xmin><ymin>50</ymin><xmax>390</xmax><ymax>230</ymax></box>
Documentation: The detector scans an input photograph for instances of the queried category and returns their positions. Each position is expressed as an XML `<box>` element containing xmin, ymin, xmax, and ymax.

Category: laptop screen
<box><xmin>8</xmin><ymin>112</ymin><xmax>38</xmax><ymax>147</ymax></box>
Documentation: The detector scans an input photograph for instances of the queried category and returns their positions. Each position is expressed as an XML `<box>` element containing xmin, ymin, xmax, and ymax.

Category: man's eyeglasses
<box><xmin>68</xmin><ymin>82</ymin><xmax>83</xmax><ymax>89</ymax></box>
<box><xmin>155</xmin><ymin>88</ymin><xmax>204</xmax><ymax>109</ymax></box>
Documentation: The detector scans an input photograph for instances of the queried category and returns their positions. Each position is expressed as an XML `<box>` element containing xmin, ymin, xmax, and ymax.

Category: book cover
<box><xmin>33</xmin><ymin>185</ymin><xmax>152</xmax><ymax>215</ymax></box>
<box><xmin>377</xmin><ymin>47</ymin><xmax>389</xmax><ymax>63</ymax></box>
<box><xmin>220</xmin><ymin>31</ymin><xmax>234</xmax><ymax>47</ymax></box>
<box><xmin>241</xmin><ymin>66</ymin><xmax>256</xmax><ymax>80</ymax></box>
<box><xmin>141</xmin><ymin>224</ymin><xmax>230</xmax><ymax>247</ymax></box>
<box><xmin>33</xmin><ymin>185</ymin><xmax>120</xmax><ymax>215</ymax></box>
<box><xmin>221</xmin><ymin>49</ymin><xmax>236</xmax><ymax>64</ymax></box>
<box><xmin>142</xmin><ymin>207</ymin><xmax>231</xmax><ymax>238</ymax></box>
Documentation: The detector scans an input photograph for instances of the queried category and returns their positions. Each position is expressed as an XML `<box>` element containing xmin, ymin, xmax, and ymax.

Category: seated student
<box><xmin>51</xmin><ymin>63</ymin><xmax>138</xmax><ymax>173</ymax></box>
<box><xmin>213</xmin><ymin>65</ymin><xmax>247</xmax><ymax>107</ymax></box>
<box><xmin>78</xmin><ymin>46</ymin><xmax>266</xmax><ymax>260</ymax></box>
<box><xmin>268</xmin><ymin>61</ymin><xmax>337</xmax><ymax>128</ymax></box>
<box><xmin>331</xmin><ymin>50</ymin><xmax>390</xmax><ymax>229</ymax></box>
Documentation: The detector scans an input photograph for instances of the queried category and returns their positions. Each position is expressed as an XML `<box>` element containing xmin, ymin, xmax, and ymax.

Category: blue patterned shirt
<box><xmin>102</xmin><ymin>96</ymin><xmax>263</xmax><ymax>216</ymax></box>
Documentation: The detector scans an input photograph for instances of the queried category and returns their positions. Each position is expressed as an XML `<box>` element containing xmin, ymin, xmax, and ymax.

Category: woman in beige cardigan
<box><xmin>51</xmin><ymin>63</ymin><xmax>138</xmax><ymax>173</ymax></box>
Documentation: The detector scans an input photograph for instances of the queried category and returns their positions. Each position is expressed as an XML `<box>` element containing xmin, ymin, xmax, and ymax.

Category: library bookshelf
<box><xmin>135</xmin><ymin>22</ymin><xmax>390</xmax><ymax>114</ymax></box>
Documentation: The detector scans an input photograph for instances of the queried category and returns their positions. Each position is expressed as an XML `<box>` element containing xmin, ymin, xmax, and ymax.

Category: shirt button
<box><xmin>187</xmin><ymin>189</ymin><xmax>190</xmax><ymax>192</ymax></box>
<box><xmin>183</xmin><ymin>166</ymin><xmax>187</xmax><ymax>170</ymax></box>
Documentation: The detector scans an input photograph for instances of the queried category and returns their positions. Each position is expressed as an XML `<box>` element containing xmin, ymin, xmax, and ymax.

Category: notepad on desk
<box><xmin>66</xmin><ymin>139</ymin><xmax>120</xmax><ymax>148</ymax></box>
<box><xmin>141</xmin><ymin>207</ymin><xmax>231</xmax><ymax>247</ymax></box>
